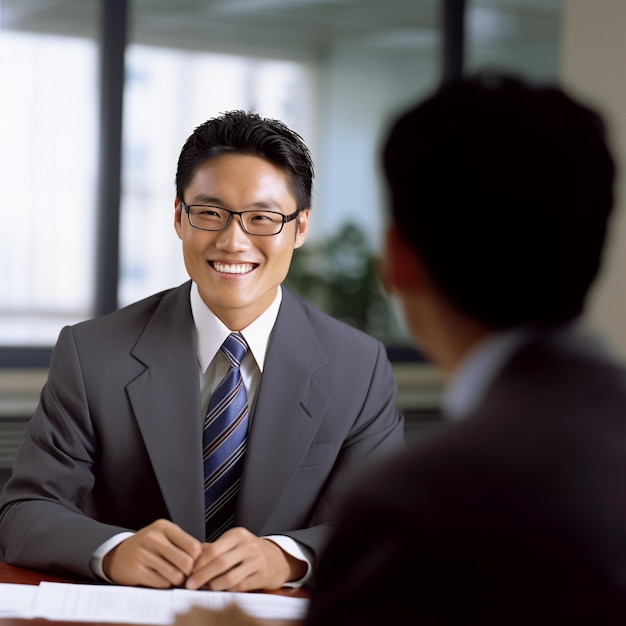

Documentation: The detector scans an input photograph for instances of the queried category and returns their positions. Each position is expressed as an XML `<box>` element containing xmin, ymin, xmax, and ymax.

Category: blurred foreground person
<box><xmin>177</xmin><ymin>72</ymin><xmax>626</xmax><ymax>625</ymax></box>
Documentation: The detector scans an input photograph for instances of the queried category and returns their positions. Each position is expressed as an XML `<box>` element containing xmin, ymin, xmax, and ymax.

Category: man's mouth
<box><xmin>211</xmin><ymin>261</ymin><xmax>256</xmax><ymax>274</ymax></box>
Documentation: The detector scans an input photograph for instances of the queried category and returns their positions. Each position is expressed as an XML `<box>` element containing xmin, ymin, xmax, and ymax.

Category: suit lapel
<box><xmin>125</xmin><ymin>282</ymin><xmax>205</xmax><ymax>539</ymax></box>
<box><xmin>237</xmin><ymin>290</ymin><xmax>331</xmax><ymax>531</ymax></box>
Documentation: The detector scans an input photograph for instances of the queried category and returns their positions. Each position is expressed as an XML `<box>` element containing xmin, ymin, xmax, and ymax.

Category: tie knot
<box><xmin>221</xmin><ymin>332</ymin><xmax>247</xmax><ymax>368</ymax></box>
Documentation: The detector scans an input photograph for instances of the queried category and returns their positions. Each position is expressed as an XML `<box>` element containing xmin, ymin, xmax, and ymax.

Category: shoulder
<box><xmin>46</xmin><ymin>283</ymin><xmax>194</xmax><ymax>385</ymax></box>
<box><xmin>280</xmin><ymin>287</ymin><xmax>384</xmax><ymax>350</ymax></box>
<box><xmin>486</xmin><ymin>328</ymin><xmax>626</xmax><ymax>418</ymax></box>
<box><xmin>55</xmin><ymin>282</ymin><xmax>192</xmax><ymax>354</ymax></box>
<box><xmin>277</xmin><ymin>288</ymin><xmax>394</xmax><ymax>381</ymax></box>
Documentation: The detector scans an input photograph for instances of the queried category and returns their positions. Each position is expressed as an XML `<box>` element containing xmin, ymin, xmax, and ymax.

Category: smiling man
<box><xmin>0</xmin><ymin>111</ymin><xmax>404</xmax><ymax>591</ymax></box>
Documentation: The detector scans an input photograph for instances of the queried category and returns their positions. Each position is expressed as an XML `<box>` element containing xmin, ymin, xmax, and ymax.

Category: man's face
<box><xmin>174</xmin><ymin>152</ymin><xmax>308</xmax><ymax>330</ymax></box>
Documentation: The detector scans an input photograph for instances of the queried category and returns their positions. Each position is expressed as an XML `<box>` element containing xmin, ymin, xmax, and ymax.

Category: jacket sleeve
<box><xmin>0</xmin><ymin>326</ymin><xmax>131</xmax><ymax>579</ymax></box>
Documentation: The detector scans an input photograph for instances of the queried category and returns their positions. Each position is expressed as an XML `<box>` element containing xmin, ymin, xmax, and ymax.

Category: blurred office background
<box><xmin>0</xmin><ymin>0</ymin><xmax>625</xmax><ymax>455</ymax></box>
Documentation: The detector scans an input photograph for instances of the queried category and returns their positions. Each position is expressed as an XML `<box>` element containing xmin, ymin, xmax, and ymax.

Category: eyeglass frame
<box><xmin>181</xmin><ymin>201</ymin><xmax>300</xmax><ymax>236</ymax></box>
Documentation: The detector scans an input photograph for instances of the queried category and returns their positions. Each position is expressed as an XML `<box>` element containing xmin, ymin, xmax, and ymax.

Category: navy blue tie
<box><xmin>203</xmin><ymin>332</ymin><xmax>249</xmax><ymax>542</ymax></box>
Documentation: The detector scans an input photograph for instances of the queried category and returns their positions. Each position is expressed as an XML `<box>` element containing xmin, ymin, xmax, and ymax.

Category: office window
<box><xmin>0</xmin><ymin>0</ymin><xmax>563</xmax><ymax>362</ymax></box>
<box><xmin>0</xmin><ymin>30</ymin><xmax>98</xmax><ymax>346</ymax></box>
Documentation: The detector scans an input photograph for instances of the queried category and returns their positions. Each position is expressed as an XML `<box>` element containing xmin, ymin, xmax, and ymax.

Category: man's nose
<box><xmin>215</xmin><ymin>215</ymin><xmax>251</xmax><ymax>247</ymax></box>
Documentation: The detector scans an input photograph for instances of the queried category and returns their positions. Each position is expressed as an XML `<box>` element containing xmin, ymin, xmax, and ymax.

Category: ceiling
<box><xmin>1</xmin><ymin>0</ymin><xmax>562</xmax><ymax>61</ymax></box>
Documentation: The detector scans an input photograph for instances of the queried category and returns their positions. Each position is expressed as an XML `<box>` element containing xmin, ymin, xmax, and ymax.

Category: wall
<box><xmin>313</xmin><ymin>44</ymin><xmax>438</xmax><ymax>250</ymax></box>
<box><xmin>562</xmin><ymin>0</ymin><xmax>626</xmax><ymax>359</ymax></box>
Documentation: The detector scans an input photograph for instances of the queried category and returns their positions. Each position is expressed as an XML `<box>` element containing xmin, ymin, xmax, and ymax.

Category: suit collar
<box><xmin>444</xmin><ymin>326</ymin><xmax>533</xmax><ymax>421</ymax></box>
<box><xmin>126</xmin><ymin>281</ymin><xmax>206</xmax><ymax>538</ymax></box>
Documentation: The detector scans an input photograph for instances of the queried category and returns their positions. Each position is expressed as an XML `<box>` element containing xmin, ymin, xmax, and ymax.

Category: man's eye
<box><xmin>251</xmin><ymin>212</ymin><xmax>282</xmax><ymax>223</ymax></box>
<box><xmin>196</xmin><ymin>208</ymin><xmax>221</xmax><ymax>217</ymax></box>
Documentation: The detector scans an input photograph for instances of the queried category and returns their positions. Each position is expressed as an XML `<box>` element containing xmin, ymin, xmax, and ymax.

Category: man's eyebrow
<box><xmin>190</xmin><ymin>196</ymin><xmax>285</xmax><ymax>212</ymax></box>
<box><xmin>245</xmin><ymin>200</ymin><xmax>284</xmax><ymax>211</ymax></box>
<box><xmin>189</xmin><ymin>194</ymin><xmax>223</xmax><ymax>206</ymax></box>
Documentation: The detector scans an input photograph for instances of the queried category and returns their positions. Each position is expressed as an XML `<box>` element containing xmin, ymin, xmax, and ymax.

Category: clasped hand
<box><xmin>102</xmin><ymin>519</ymin><xmax>305</xmax><ymax>591</ymax></box>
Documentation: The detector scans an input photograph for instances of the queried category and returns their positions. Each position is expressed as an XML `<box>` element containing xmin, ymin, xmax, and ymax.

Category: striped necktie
<box><xmin>203</xmin><ymin>332</ymin><xmax>249</xmax><ymax>542</ymax></box>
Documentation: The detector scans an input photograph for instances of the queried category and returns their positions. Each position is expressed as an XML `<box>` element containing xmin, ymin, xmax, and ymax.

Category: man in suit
<box><xmin>0</xmin><ymin>110</ymin><xmax>405</xmax><ymax>591</ymax></box>
<box><xmin>175</xmin><ymin>72</ymin><xmax>626</xmax><ymax>626</ymax></box>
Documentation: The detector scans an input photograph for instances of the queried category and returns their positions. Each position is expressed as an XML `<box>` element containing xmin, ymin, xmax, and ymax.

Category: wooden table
<box><xmin>0</xmin><ymin>562</ymin><xmax>82</xmax><ymax>585</ymax></box>
<box><xmin>0</xmin><ymin>562</ymin><xmax>306</xmax><ymax>626</ymax></box>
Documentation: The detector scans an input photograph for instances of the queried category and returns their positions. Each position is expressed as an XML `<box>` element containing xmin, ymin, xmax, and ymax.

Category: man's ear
<box><xmin>174</xmin><ymin>198</ymin><xmax>183</xmax><ymax>240</ymax></box>
<box><xmin>382</xmin><ymin>225</ymin><xmax>426</xmax><ymax>291</ymax></box>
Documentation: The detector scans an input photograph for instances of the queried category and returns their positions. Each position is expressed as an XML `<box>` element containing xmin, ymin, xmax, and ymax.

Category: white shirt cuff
<box><xmin>264</xmin><ymin>535</ymin><xmax>314</xmax><ymax>588</ymax></box>
<box><xmin>89</xmin><ymin>532</ymin><xmax>135</xmax><ymax>582</ymax></box>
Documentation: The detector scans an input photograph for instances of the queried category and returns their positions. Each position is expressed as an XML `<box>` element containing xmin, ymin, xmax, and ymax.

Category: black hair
<box><xmin>175</xmin><ymin>110</ymin><xmax>314</xmax><ymax>211</ymax></box>
<box><xmin>383</xmin><ymin>71</ymin><xmax>616</xmax><ymax>328</ymax></box>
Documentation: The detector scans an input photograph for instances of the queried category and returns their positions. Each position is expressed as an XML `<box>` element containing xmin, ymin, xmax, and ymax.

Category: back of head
<box><xmin>383</xmin><ymin>71</ymin><xmax>616</xmax><ymax>328</ymax></box>
<box><xmin>175</xmin><ymin>110</ymin><xmax>314</xmax><ymax>211</ymax></box>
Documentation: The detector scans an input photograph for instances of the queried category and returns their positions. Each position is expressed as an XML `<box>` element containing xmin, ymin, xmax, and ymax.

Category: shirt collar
<box><xmin>443</xmin><ymin>326</ymin><xmax>536</xmax><ymax>421</ymax></box>
<box><xmin>190</xmin><ymin>282</ymin><xmax>282</xmax><ymax>374</ymax></box>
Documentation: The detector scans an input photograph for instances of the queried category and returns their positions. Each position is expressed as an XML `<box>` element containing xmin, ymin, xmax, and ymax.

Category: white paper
<box><xmin>0</xmin><ymin>581</ymin><xmax>309</xmax><ymax>623</ymax></box>
<box><xmin>0</xmin><ymin>582</ymin><xmax>38</xmax><ymax>617</ymax></box>
<box><xmin>36</xmin><ymin>582</ymin><xmax>175</xmax><ymax>623</ymax></box>
<box><xmin>173</xmin><ymin>588</ymin><xmax>309</xmax><ymax>620</ymax></box>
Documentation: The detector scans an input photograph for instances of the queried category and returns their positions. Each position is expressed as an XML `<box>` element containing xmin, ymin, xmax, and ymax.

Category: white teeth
<box><xmin>214</xmin><ymin>262</ymin><xmax>254</xmax><ymax>274</ymax></box>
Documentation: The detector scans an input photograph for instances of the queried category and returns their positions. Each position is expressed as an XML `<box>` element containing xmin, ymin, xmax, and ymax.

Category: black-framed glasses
<box><xmin>182</xmin><ymin>201</ymin><xmax>299</xmax><ymax>236</ymax></box>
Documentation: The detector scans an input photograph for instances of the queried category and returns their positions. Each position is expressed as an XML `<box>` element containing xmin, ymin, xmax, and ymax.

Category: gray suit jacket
<box><xmin>0</xmin><ymin>282</ymin><xmax>405</xmax><ymax>580</ymax></box>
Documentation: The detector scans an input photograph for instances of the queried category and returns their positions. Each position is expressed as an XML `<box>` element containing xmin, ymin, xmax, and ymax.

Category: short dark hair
<box><xmin>175</xmin><ymin>110</ymin><xmax>314</xmax><ymax>212</ymax></box>
<box><xmin>383</xmin><ymin>71</ymin><xmax>616</xmax><ymax>328</ymax></box>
